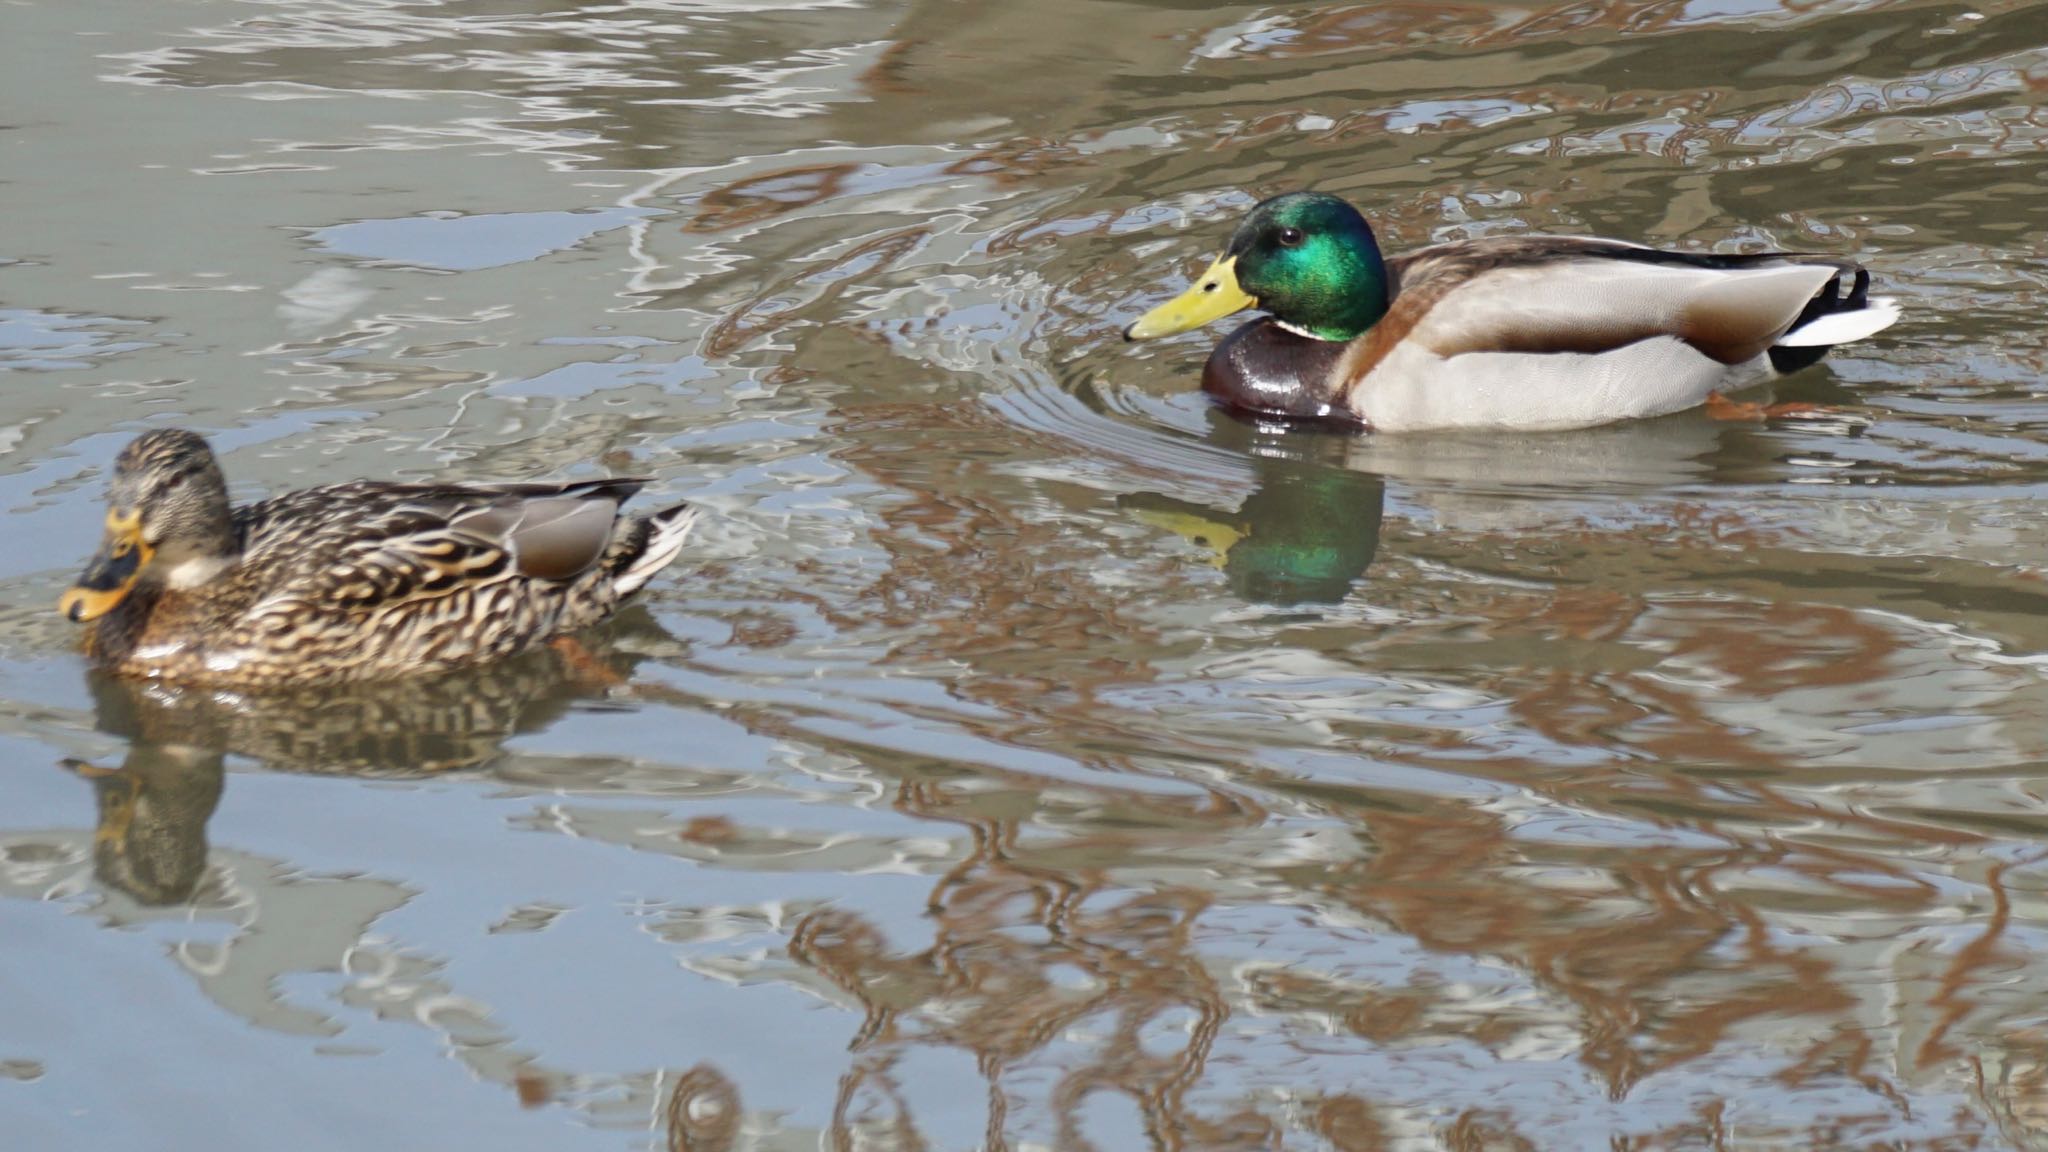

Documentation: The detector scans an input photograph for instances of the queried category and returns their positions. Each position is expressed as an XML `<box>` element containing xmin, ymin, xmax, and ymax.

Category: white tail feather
<box><xmin>1775</xmin><ymin>296</ymin><xmax>1902</xmax><ymax>348</ymax></box>
<box><xmin>614</xmin><ymin>504</ymin><xmax>698</xmax><ymax>596</ymax></box>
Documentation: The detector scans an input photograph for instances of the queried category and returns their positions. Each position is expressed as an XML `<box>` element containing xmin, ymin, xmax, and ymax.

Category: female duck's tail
<box><xmin>613</xmin><ymin>503</ymin><xmax>699</xmax><ymax>597</ymax></box>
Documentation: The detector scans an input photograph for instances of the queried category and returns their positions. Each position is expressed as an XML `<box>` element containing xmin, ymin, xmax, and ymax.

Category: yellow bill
<box><xmin>60</xmin><ymin>509</ymin><xmax>152</xmax><ymax>622</ymax></box>
<box><xmin>1123</xmin><ymin>255</ymin><xmax>1257</xmax><ymax>341</ymax></box>
<box><xmin>1126</xmin><ymin>507</ymin><xmax>1243</xmax><ymax>568</ymax></box>
<box><xmin>95</xmin><ymin>777</ymin><xmax>140</xmax><ymax>850</ymax></box>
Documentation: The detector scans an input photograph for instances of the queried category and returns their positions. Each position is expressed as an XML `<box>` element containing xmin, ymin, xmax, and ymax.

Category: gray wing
<box><xmin>1384</xmin><ymin>237</ymin><xmax>1844</xmax><ymax>365</ymax></box>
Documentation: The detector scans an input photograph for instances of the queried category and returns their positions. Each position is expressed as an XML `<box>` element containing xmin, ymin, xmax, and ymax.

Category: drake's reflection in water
<box><xmin>1122</xmin><ymin>411</ymin><xmax>1385</xmax><ymax>605</ymax></box>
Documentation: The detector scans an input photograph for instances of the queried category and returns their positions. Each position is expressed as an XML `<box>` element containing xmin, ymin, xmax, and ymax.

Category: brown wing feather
<box><xmin>234</xmin><ymin>477</ymin><xmax>641</xmax><ymax>620</ymax></box>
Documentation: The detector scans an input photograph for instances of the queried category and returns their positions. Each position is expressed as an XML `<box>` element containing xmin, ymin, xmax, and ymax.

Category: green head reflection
<box><xmin>1122</xmin><ymin>412</ymin><xmax>1384</xmax><ymax>605</ymax></box>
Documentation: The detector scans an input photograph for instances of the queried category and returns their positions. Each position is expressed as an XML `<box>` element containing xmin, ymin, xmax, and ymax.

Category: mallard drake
<box><xmin>1123</xmin><ymin>192</ymin><xmax>1902</xmax><ymax>433</ymax></box>
<box><xmin>60</xmin><ymin>428</ymin><xmax>697</xmax><ymax>687</ymax></box>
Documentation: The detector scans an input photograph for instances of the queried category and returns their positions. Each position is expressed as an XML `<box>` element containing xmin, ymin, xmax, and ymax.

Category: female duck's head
<box><xmin>1124</xmin><ymin>192</ymin><xmax>1390</xmax><ymax>344</ymax></box>
<box><xmin>60</xmin><ymin>429</ymin><xmax>236</xmax><ymax>621</ymax></box>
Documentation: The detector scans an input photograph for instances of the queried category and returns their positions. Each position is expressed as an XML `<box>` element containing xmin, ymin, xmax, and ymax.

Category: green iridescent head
<box><xmin>1124</xmin><ymin>192</ymin><xmax>1391</xmax><ymax>344</ymax></box>
<box><xmin>1222</xmin><ymin>460</ymin><xmax>1383</xmax><ymax>604</ymax></box>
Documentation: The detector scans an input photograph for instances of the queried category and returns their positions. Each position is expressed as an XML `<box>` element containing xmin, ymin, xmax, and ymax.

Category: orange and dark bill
<box><xmin>59</xmin><ymin>509</ymin><xmax>151</xmax><ymax>622</ymax></box>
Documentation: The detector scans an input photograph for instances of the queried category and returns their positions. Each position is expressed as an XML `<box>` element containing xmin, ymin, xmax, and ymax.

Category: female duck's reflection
<box><xmin>1119</xmin><ymin>411</ymin><xmax>1385</xmax><ymax>605</ymax></box>
<box><xmin>60</xmin><ymin>611</ymin><xmax>670</xmax><ymax>906</ymax></box>
<box><xmin>64</xmin><ymin>742</ymin><xmax>224</xmax><ymax>907</ymax></box>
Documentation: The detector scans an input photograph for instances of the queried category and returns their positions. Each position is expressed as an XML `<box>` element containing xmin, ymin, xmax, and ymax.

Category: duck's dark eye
<box><xmin>161</xmin><ymin>472</ymin><xmax>186</xmax><ymax>493</ymax></box>
<box><xmin>1277</xmin><ymin>227</ymin><xmax>1305</xmax><ymax>248</ymax></box>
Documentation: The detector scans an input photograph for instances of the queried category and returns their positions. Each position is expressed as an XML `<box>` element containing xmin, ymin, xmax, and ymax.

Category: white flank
<box><xmin>1356</xmin><ymin>337</ymin><xmax>1772</xmax><ymax>433</ymax></box>
<box><xmin>1774</xmin><ymin>296</ymin><xmax>1903</xmax><ymax>347</ymax></box>
<box><xmin>615</xmin><ymin>505</ymin><xmax>699</xmax><ymax>596</ymax></box>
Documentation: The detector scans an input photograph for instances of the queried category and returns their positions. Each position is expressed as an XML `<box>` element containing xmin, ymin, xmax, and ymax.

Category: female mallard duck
<box><xmin>60</xmin><ymin>429</ymin><xmax>697</xmax><ymax>687</ymax></box>
<box><xmin>1123</xmin><ymin>192</ymin><xmax>1901</xmax><ymax>433</ymax></box>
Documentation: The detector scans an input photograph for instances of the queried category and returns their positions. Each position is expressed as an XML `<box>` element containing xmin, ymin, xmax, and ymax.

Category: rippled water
<box><xmin>6</xmin><ymin>0</ymin><xmax>2048</xmax><ymax>1147</ymax></box>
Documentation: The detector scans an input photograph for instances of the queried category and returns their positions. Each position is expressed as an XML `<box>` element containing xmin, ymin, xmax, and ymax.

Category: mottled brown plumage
<box><xmin>64</xmin><ymin>429</ymin><xmax>698</xmax><ymax>687</ymax></box>
<box><xmin>70</xmin><ymin>742</ymin><xmax>224</xmax><ymax>906</ymax></box>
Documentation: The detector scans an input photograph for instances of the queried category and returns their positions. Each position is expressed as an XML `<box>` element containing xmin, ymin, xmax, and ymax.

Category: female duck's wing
<box><xmin>439</xmin><ymin>480</ymin><xmax>644</xmax><ymax>581</ymax></box>
<box><xmin>240</xmin><ymin>478</ymin><xmax>648</xmax><ymax>617</ymax></box>
<box><xmin>1345</xmin><ymin>237</ymin><xmax>1867</xmax><ymax>384</ymax></box>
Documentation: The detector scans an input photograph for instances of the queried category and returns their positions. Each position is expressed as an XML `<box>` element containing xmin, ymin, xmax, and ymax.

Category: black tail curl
<box><xmin>1768</xmin><ymin>267</ymin><xmax>1871</xmax><ymax>373</ymax></box>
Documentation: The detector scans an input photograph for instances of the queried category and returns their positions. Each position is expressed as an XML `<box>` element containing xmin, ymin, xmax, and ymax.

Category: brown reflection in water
<box><xmin>941</xmin><ymin>137</ymin><xmax>1090</xmax><ymax>190</ymax></box>
<box><xmin>703</xmin><ymin>226</ymin><xmax>930</xmax><ymax>359</ymax></box>
<box><xmin>1359</xmin><ymin>528</ymin><xmax>2048</xmax><ymax>1109</ymax></box>
<box><xmin>759</xmin><ymin>719</ymin><xmax>1908</xmax><ymax>1142</ymax></box>
<box><xmin>666</xmin><ymin>1064</ymin><xmax>742</xmax><ymax>1152</ymax></box>
<box><xmin>514</xmin><ymin>1070</ymin><xmax>556</xmax><ymax>1109</ymax></box>
<box><xmin>65</xmin><ymin>743</ymin><xmax>225</xmax><ymax>907</ymax></box>
<box><xmin>812</xmin><ymin>400</ymin><xmax>1173</xmax><ymax>707</ymax></box>
<box><xmin>1360</xmin><ymin>812</ymin><xmax>1866</xmax><ymax>1098</ymax></box>
<box><xmin>1502</xmin><ymin>591</ymin><xmax>1903</xmax><ymax>768</ymax></box>
<box><xmin>1443</xmin><ymin>1108</ymin><xmax>1541</xmax><ymax>1152</ymax></box>
<box><xmin>634</xmin><ymin>584</ymin><xmax>1285</xmax><ymax>1149</ymax></box>
<box><xmin>686</xmin><ymin>165</ymin><xmax>859</xmax><ymax>234</ymax></box>
<box><xmin>699</xmin><ymin>389</ymin><xmax>2048</xmax><ymax>1144</ymax></box>
<box><xmin>59</xmin><ymin>617</ymin><xmax>661</xmax><ymax>910</ymax></box>
<box><xmin>788</xmin><ymin>779</ymin><xmax>1259</xmax><ymax>1150</ymax></box>
<box><xmin>1311</xmin><ymin>1094</ymin><xmax>1390</xmax><ymax>1152</ymax></box>
<box><xmin>758</xmin><ymin>731</ymin><xmax>2000</xmax><ymax>1144</ymax></box>
<box><xmin>80</xmin><ymin>613</ymin><xmax>661</xmax><ymax>779</ymax></box>
<box><xmin>1920</xmin><ymin>858</ymin><xmax>2016</xmax><ymax>1070</ymax></box>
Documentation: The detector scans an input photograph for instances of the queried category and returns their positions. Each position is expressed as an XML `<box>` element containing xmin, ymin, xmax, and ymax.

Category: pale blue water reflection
<box><xmin>9</xmin><ymin>0</ymin><xmax>2048</xmax><ymax>1148</ymax></box>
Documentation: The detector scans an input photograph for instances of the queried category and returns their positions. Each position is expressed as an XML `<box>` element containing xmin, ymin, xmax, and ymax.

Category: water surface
<box><xmin>6</xmin><ymin>0</ymin><xmax>2048</xmax><ymax>1148</ymax></box>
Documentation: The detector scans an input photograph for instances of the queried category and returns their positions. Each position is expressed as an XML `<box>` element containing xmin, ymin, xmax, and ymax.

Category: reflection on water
<box><xmin>76</xmin><ymin>612</ymin><xmax>667</xmax><ymax>777</ymax></box>
<box><xmin>42</xmin><ymin>620</ymin><xmax>653</xmax><ymax>923</ymax></box>
<box><xmin>68</xmin><ymin>742</ymin><xmax>224</xmax><ymax>908</ymax></box>
<box><xmin>8</xmin><ymin>0</ymin><xmax>2048</xmax><ymax>1147</ymax></box>
<box><xmin>1122</xmin><ymin>411</ymin><xmax>1386</xmax><ymax>605</ymax></box>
